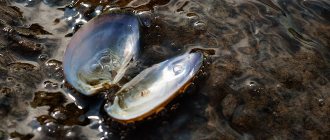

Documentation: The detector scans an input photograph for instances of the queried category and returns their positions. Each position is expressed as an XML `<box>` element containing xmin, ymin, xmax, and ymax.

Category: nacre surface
<box><xmin>105</xmin><ymin>52</ymin><xmax>203</xmax><ymax>122</ymax></box>
<box><xmin>63</xmin><ymin>14</ymin><xmax>140</xmax><ymax>96</ymax></box>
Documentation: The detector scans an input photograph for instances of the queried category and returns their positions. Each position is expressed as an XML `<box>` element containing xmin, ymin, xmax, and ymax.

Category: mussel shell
<box><xmin>63</xmin><ymin>14</ymin><xmax>140</xmax><ymax>95</ymax></box>
<box><xmin>105</xmin><ymin>52</ymin><xmax>203</xmax><ymax>122</ymax></box>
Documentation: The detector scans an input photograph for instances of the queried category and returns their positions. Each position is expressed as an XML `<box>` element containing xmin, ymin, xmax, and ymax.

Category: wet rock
<box><xmin>36</xmin><ymin>125</ymin><xmax>89</xmax><ymax>140</ymax></box>
<box><xmin>8</xmin><ymin>62</ymin><xmax>43</xmax><ymax>87</ymax></box>
<box><xmin>35</xmin><ymin>103</ymin><xmax>90</xmax><ymax>126</ymax></box>
<box><xmin>8</xmin><ymin>62</ymin><xmax>37</xmax><ymax>71</ymax></box>
<box><xmin>14</xmin><ymin>23</ymin><xmax>52</xmax><ymax>36</ymax></box>
<box><xmin>31</xmin><ymin>91</ymin><xmax>90</xmax><ymax>126</ymax></box>
<box><xmin>9</xmin><ymin>131</ymin><xmax>34</xmax><ymax>140</ymax></box>
<box><xmin>14</xmin><ymin>0</ymin><xmax>42</xmax><ymax>7</ymax></box>
<box><xmin>7</xmin><ymin>39</ymin><xmax>38</xmax><ymax>55</ymax></box>
<box><xmin>43</xmin><ymin>59</ymin><xmax>64</xmax><ymax>81</ymax></box>
<box><xmin>0</xmin><ymin>5</ymin><xmax>23</xmax><ymax>26</ymax></box>
<box><xmin>0</xmin><ymin>5</ymin><xmax>52</xmax><ymax>55</ymax></box>
<box><xmin>30</xmin><ymin>91</ymin><xmax>66</xmax><ymax>109</ymax></box>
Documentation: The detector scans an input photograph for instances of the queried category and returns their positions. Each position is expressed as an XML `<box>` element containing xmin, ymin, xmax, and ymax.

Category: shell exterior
<box><xmin>63</xmin><ymin>14</ymin><xmax>140</xmax><ymax>96</ymax></box>
<box><xmin>104</xmin><ymin>52</ymin><xmax>203</xmax><ymax>122</ymax></box>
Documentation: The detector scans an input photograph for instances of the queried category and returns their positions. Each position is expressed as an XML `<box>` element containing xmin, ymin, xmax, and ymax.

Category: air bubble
<box><xmin>51</xmin><ymin>110</ymin><xmax>67</xmax><ymax>120</ymax></box>
<box><xmin>43</xmin><ymin>80</ymin><xmax>59</xmax><ymax>90</ymax></box>
<box><xmin>44</xmin><ymin>122</ymin><xmax>59</xmax><ymax>134</ymax></box>
<box><xmin>38</xmin><ymin>54</ymin><xmax>49</xmax><ymax>61</ymax></box>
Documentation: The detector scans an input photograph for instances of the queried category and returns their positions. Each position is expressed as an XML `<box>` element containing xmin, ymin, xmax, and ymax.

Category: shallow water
<box><xmin>0</xmin><ymin>0</ymin><xmax>329</xmax><ymax>139</ymax></box>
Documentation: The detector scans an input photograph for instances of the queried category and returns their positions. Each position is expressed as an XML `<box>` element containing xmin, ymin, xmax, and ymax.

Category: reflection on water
<box><xmin>0</xmin><ymin>0</ymin><xmax>329</xmax><ymax>139</ymax></box>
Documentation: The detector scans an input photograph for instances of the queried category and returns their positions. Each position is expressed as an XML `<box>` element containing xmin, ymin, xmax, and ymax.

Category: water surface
<box><xmin>0</xmin><ymin>0</ymin><xmax>329</xmax><ymax>139</ymax></box>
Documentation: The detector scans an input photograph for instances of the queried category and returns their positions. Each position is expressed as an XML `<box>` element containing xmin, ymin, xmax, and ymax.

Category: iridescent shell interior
<box><xmin>63</xmin><ymin>14</ymin><xmax>140</xmax><ymax>96</ymax></box>
<box><xmin>105</xmin><ymin>52</ymin><xmax>203</xmax><ymax>122</ymax></box>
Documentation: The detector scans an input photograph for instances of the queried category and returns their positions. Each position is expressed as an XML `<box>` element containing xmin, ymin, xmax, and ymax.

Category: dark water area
<box><xmin>0</xmin><ymin>0</ymin><xmax>329</xmax><ymax>139</ymax></box>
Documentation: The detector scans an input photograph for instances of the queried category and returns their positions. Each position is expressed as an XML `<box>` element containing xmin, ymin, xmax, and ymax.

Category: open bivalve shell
<box><xmin>63</xmin><ymin>14</ymin><xmax>140</xmax><ymax>96</ymax></box>
<box><xmin>104</xmin><ymin>52</ymin><xmax>204</xmax><ymax>123</ymax></box>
